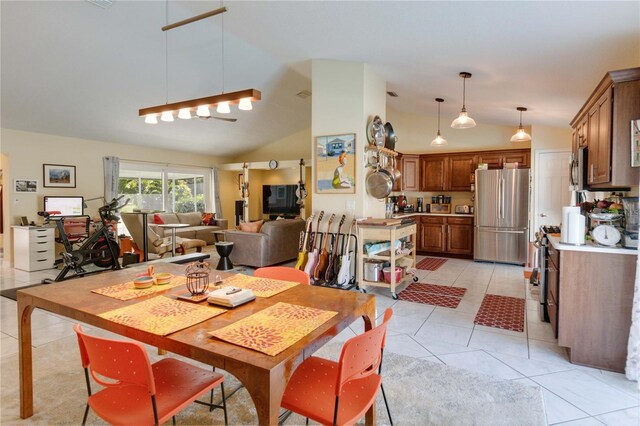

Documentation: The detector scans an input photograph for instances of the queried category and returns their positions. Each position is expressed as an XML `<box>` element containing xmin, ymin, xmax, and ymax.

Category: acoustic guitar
<box><xmin>313</xmin><ymin>213</ymin><xmax>335</xmax><ymax>282</ymax></box>
<box><xmin>294</xmin><ymin>214</ymin><xmax>314</xmax><ymax>271</ymax></box>
<box><xmin>336</xmin><ymin>219</ymin><xmax>357</xmax><ymax>287</ymax></box>
<box><xmin>295</xmin><ymin>158</ymin><xmax>307</xmax><ymax>205</ymax></box>
<box><xmin>304</xmin><ymin>211</ymin><xmax>324</xmax><ymax>276</ymax></box>
<box><xmin>325</xmin><ymin>214</ymin><xmax>346</xmax><ymax>283</ymax></box>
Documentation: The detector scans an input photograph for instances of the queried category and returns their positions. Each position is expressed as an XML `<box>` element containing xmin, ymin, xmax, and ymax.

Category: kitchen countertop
<box><xmin>548</xmin><ymin>235</ymin><xmax>637</xmax><ymax>256</ymax></box>
<box><xmin>393</xmin><ymin>212</ymin><xmax>474</xmax><ymax>218</ymax></box>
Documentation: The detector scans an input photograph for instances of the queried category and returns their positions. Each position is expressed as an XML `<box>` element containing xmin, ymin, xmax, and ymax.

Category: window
<box><xmin>118</xmin><ymin>162</ymin><xmax>213</xmax><ymax>214</ymax></box>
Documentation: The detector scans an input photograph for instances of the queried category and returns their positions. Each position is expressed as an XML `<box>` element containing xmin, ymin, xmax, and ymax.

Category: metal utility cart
<box><xmin>357</xmin><ymin>220</ymin><xmax>417</xmax><ymax>299</ymax></box>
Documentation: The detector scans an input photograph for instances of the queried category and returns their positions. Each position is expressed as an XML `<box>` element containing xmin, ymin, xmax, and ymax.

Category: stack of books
<box><xmin>207</xmin><ymin>287</ymin><xmax>256</xmax><ymax>308</ymax></box>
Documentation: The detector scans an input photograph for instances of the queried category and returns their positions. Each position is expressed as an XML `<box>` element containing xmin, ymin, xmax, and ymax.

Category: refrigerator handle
<box><xmin>498</xmin><ymin>176</ymin><xmax>503</xmax><ymax>219</ymax></box>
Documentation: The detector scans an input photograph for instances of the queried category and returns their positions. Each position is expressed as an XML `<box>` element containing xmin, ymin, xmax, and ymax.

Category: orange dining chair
<box><xmin>73</xmin><ymin>324</ymin><xmax>228</xmax><ymax>426</ymax></box>
<box><xmin>280</xmin><ymin>308</ymin><xmax>393</xmax><ymax>426</ymax></box>
<box><xmin>254</xmin><ymin>266</ymin><xmax>311</xmax><ymax>284</ymax></box>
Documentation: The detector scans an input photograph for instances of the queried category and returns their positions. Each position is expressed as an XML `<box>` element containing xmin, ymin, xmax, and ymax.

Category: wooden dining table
<box><xmin>17</xmin><ymin>262</ymin><xmax>377</xmax><ymax>425</ymax></box>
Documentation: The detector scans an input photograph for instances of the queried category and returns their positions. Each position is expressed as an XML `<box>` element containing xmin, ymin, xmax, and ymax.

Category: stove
<box><xmin>532</xmin><ymin>225</ymin><xmax>560</xmax><ymax>322</ymax></box>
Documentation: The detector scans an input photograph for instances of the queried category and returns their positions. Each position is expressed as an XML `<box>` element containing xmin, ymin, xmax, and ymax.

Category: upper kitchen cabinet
<box><xmin>421</xmin><ymin>156</ymin><xmax>447</xmax><ymax>191</ymax></box>
<box><xmin>401</xmin><ymin>155</ymin><xmax>420</xmax><ymax>192</ymax></box>
<box><xmin>448</xmin><ymin>154</ymin><xmax>477</xmax><ymax>191</ymax></box>
<box><xmin>477</xmin><ymin>149</ymin><xmax>530</xmax><ymax>169</ymax></box>
<box><xmin>570</xmin><ymin>67</ymin><xmax>640</xmax><ymax>188</ymax></box>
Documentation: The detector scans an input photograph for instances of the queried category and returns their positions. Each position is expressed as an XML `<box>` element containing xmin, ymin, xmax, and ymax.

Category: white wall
<box><xmin>1</xmin><ymin>128</ymin><xmax>224</xmax><ymax>261</ymax></box>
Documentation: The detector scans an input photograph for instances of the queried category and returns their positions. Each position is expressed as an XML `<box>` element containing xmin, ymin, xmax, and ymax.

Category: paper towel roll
<box><xmin>561</xmin><ymin>206</ymin><xmax>581</xmax><ymax>243</ymax></box>
<box><xmin>567</xmin><ymin>213</ymin><xmax>586</xmax><ymax>245</ymax></box>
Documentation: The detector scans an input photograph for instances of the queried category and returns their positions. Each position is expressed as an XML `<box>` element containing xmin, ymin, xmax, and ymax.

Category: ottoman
<box><xmin>177</xmin><ymin>238</ymin><xmax>207</xmax><ymax>255</ymax></box>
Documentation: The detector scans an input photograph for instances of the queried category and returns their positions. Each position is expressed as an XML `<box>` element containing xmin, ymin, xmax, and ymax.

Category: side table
<box><xmin>215</xmin><ymin>242</ymin><xmax>234</xmax><ymax>270</ymax></box>
<box><xmin>158</xmin><ymin>223</ymin><xmax>190</xmax><ymax>257</ymax></box>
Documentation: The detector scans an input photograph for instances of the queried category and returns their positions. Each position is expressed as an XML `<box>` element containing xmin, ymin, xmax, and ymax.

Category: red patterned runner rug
<box><xmin>474</xmin><ymin>294</ymin><xmax>525</xmax><ymax>333</ymax></box>
<box><xmin>397</xmin><ymin>282</ymin><xmax>466</xmax><ymax>308</ymax></box>
<box><xmin>415</xmin><ymin>257</ymin><xmax>448</xmax><ymax>271</ymax></box>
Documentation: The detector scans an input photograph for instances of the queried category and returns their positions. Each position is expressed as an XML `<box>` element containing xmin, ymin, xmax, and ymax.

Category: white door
<box><xmin>534</xmin><ymin>150</ymin><xmax>572</xmax><ymax>232</ymax></box>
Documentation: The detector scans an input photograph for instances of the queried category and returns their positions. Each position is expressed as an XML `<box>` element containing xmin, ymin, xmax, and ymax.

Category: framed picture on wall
<box><xmin>632</xmin><ymin>119</ymin><xmax>640</xmax><ymax>167</ymax></box>
<box><xmin>315</xmin><ymin>133</ymin><xmax>356</xmax><ymax>194</ymax></box>
<box><xmin>43</xmin><ymin>164</ymin><xmax>76</xmax><ymax>188</ymax></box>
<box><xmin>14</xmin><ymin>179</ymin><xmax>38</xmax><ymax>193</ymax></box>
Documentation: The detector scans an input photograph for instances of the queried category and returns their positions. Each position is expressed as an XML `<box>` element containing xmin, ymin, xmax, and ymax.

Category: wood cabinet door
<box><xmin>402</xmin><ymin>155</ymin><xmax>420</xmax><ymax>192</ymax></box>
<box><xmin>420</xmin><ymin>223</ymin><xmax>446</xmax><ymax>252</ymax></box>
<box><xmin>448</xmin><ymin>154</ymin><xmax>476</xmax><ymax>191</ymax></box>
<box><xmin>477</xmin><ymin>153</ymin><xmax>503</xmax><ymax>169</ymax></box>
<box><xmin>578</xmin><ymin>116</ymin><xmax>588</xmax><ymax>147</ymax></box>
<box><xmin>503</xmin><ymin>150</ymin><xmax>530</xmax><ymax>168</ymax></box>
<box><xmin>392</xmin><ymin>154</ymin><xmax>402</xmax><ymax>192</ymax></box>
<box><xmin>446</xmin><ymin>224</ymin><xmax>473</xmax><ymax>255</ymax></box>
<box><xmin>420</xmin><ymin>156</ymin><xmax>447</xmax><ymax>191</ymax></box>
<box><xmin>594</xmin><ymin>88</ymin><xmax>612</xmax><ymax>183</ymax></box>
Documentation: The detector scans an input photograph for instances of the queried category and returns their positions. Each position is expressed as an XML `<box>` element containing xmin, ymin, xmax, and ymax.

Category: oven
<box><xmin>531</xmin><ymin>225</ymin><xmax>560</xmax><ymax>323</ymax></box>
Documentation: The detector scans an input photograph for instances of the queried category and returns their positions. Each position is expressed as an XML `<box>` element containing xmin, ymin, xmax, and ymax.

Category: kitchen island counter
<box><xmin>393</xmin><ymin>212</ymin><xmax>474</xmax><ymax>218</ymax></box>
<box><xmin>548</xmin><ymin>235</ymin><xmax>637</xmax><ymax>256</ymax></box>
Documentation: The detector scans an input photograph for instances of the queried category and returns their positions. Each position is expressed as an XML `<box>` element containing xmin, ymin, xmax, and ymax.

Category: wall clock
<box><xmin>269</xmin><ymin>159</ymin><xmax>278</xmax><ymax>170</ymax></box>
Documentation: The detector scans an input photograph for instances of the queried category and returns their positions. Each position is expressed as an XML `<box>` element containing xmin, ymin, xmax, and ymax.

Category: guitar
<box><xmin>325</xmin><ymin>214</ymin><xmax>346</xmax><ymax>283</ymax></box>
<box><xmin>313</xmin><ymin>213</ymin><xmax>335</xmax><ymax>282</ymax></box>
<box><xmin>294</xmin><ymin>215</ymin><xmax>314</xmax><ymax>271</ymax></box>
<box><xmin>304</xmin><ymin>211</ymin><xmax>324</xmax><ymax>276</ymax></box>
<box><xmin>336</xmin><ymin>219</ymin><xmax>357</xmax><ymax>287</ymax></box>
<box><xmin>296</xmin><ymin>158</ymin><xmax>307</xmax><ymax>205</ymax></box>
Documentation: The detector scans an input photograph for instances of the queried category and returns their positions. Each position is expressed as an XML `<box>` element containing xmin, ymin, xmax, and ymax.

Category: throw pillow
<box><xmin>202</xmin><ymin>212</ymin><xmax>216</xmax><ymax>226</ymax></box>
<box><xmin>237</xmin><ymin>220</ymin><xmax>264</xmax><ymax>233</ymax></box>
<box><xmin>153</xmin><ymin>214</ymin><xmax>164</xmax><ymax>225</ymax></box>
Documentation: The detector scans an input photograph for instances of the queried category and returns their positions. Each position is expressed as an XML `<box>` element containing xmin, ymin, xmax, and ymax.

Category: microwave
<box><xmin>570</xmin><ymin>146</ymin><xmax>588</xmax><ymax>191</ymax></box>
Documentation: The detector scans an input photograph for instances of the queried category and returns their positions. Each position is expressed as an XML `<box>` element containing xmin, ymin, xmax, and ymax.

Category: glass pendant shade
<box><xmin>216</xmin><ymin>101</ymin><xmax>230</xmax><ymax>114</ymax></box>
<box><xmin>178</xmin><ymin>108</ymin><xmax>192</xmax><ymax>119</ymax></box>
<box><xmin>160</xmin><ymin>111</ymin><xmax>174</xmax><ymax>122</ymax></box>
<box><xmin>451</xmin><ymin>109</ymin><xmax>476</xmax><ymax>129</ymax></box>
<box><xmin>238</xmin><ymin>97</ymin><xmax>253</xmax><ymax>110</ymax></box>
<box><xmin>510</xmin><ymin>126</ymin><xmax>532</xmax><ymax>142</ymax></box>
<box><xmin>196</xmin><ymin>105</ymin><xmax>210</xmax><ymax>117</ymax></box>
<box><xmin>144</xmin><ymin>114</ymin><xmax>158</xmax><ymax>124</ymax></box>
<box><xmin>431</xmin><ymin>131</ymin><xmax>448</xmax><ymax>146</ymax></box>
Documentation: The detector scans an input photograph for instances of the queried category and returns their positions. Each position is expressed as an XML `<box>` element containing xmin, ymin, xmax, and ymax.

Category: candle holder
<box><xmin>185</xmin><ymin>261</ymin><xmax>210</xmax><ymax>295</ymax></box>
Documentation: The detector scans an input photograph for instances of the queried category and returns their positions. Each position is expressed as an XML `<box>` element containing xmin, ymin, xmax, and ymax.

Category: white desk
<box><xmin>158</xmin><ymin>223</ymin><xmax>190</xmax><ymax>256</ymax></box>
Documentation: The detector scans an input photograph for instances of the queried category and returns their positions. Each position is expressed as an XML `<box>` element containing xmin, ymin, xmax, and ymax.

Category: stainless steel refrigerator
<box><xmin>474</xmin><ymin>169</ymin><xmax>530</xmax><ymax>265</ymax></box>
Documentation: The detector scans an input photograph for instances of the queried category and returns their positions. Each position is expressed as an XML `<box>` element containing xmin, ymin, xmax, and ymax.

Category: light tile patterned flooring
<box><xmin>1</xmin><ymin>255</ymin><xmax>638</xmax><ymax>425</ymax></box>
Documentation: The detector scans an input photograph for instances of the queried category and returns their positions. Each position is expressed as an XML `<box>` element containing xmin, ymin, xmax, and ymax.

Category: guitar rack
<box><xmin>299</xmin><ymin>231</ymin><xmax>359</xmax><ymax>290</ymax></box>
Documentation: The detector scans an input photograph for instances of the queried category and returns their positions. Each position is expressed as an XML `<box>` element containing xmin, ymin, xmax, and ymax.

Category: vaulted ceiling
<box><xmin>1</xmin><ymin>1</ymin><xmax>638</xmax><ymax>157</ymax></box>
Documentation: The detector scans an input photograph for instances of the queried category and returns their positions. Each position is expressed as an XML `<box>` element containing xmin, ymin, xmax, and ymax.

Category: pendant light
<box><xmin>431</xmin><ymin>98</ymin><xmax>448</xmax><ymax>146</ymax></box>
<box><xmin>451</xmin><ymin>72</ymin><xmax>476</xmax><ymax>129</ymax></box>
<box><xmin>510</xmin><ymin>107</ymin><xmax>532</xmax><ymax>142</ymax></box>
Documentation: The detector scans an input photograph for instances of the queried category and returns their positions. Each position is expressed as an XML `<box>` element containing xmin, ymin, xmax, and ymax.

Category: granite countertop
<box><xmin>393</xmin><ymin>212</ymin><xmax>474</xmax><ymax>218</ymax></box>
<box><xmin>548</xmin><ymin>235</ymin><xmax>637</xmax><ymax>256</ymax></box>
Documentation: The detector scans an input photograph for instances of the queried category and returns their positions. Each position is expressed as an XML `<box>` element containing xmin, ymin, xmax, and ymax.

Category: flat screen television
<box><xmin>44</xmin><ymin>196</ymin><xmax>84</xmax><ymax>216</ymax></box>
<box><xmin>262</xmin><ymin>185</ymin><xmax>300</xmax><ymax>216</ymax></box>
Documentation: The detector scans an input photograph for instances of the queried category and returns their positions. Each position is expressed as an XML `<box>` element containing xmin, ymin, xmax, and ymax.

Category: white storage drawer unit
<box><xmin>13</xmin><ymin>226</ymin><xmax>56</xmax><ymax>272</ymax></box>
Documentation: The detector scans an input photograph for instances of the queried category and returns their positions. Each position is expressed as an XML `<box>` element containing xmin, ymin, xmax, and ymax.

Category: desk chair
<box><xmin>281</xmin><ymin>308</ymin><xmax>393</xmax><ymax>425</ymax></box>
<box><xmin>74</xmin><ymin>324</ymin><xmax>228</xmax><ymax>425</ymax></box>
<box><xmin>254</xmin><ymin>266</ymin><xmax>311</xmax><ymax>285</ymax></box>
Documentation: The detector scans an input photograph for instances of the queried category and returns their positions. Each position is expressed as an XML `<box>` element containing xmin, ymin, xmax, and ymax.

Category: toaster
<box><xmin>455</xmin><ymin>205</ymin><xmax>470</xmax><ymax>214</ymax></box>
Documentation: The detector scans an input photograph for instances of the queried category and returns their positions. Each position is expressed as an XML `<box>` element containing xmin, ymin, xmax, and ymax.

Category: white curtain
<box><xmin>212</xmin><ymin>167</ymin><xmax>223</xmax><ymax>218</ymax></box>
<box><xmin>103</xmin><ymin>156</ymin><xmax>120</xmax><ymax>202</ymax></box>
<box><xmin>625</xmin><ymin>250</ymin><xmax>640</xmax><ymax>388</ymax></box>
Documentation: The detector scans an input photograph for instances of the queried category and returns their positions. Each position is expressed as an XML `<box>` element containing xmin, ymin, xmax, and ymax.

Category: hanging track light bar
<box><xmin>161</xmin><ymin>6</ymin><xmax>227</xmax><ymax>31</ymax></box>
<box><xmin>139</xmin><ymin>88</ymin><xmax>261</xmax><ymax>117</ymax></box>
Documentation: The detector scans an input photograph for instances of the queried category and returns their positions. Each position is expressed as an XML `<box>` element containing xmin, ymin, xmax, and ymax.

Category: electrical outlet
<box><xmin>345</xmin><ymin>199</ymin><xmax>355</xmax><ymax>210</ymax></box>
<box><xmin>14</xmin><ymin>198</ymin><xmax>19</xmax><ymax>204</ymax></box>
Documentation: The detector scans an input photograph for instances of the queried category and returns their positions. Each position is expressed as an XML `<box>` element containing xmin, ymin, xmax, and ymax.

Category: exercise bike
<box><xmin>39</xmin><ymin>196</ymin><xmax>129</xmax><ymax>282</ymax></box>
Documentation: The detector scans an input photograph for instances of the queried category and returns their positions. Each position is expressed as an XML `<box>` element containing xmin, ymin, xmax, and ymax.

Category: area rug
<box><xmin>474</xmin><ymin>294</ymin><xmax>526</xmax><ymax>332</ymax></box>
<box><xmin>415</xmin><ymin>256</ymin><xmax>448</xmax><ymax>271</ymax></box>
<box><xmin>0</xmin><ymin>335</ymin><xmax>546</xmax><ymax>425</ymax></box>
<box><xmin>397</xmin><ymin>282</ymin><xmax>466</xmax><ymax>308</ymax></box>
<box><xmin>0</xmin><ymin>283</ymin><xmax>47</xmax><ymax>301</ymax></box>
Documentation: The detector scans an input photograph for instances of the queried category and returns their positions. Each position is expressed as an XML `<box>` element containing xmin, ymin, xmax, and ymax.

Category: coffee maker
<box><xmin>389</xmin><ymin>195</ymin><xmax>399</xmax><ymax>213</ymax></box>
<box><xmin>416</xmin><ymin>197</ymin><xmax>424</xmax><ymax>213</ymax></box>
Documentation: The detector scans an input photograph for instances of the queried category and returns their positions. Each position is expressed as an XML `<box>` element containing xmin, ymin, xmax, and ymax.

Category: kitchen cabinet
<box><xmin>401</xmin><ymin>155</ymin><xmax>420</xmax><ymax>192</ymax></box>
<box><xmin>448</xmin><ymin>154</ymin><xmax>477</xmax><ymax>191</ymax></box>
<box><xmin>477</xmin><ymin>149</ymin><xmax>530</xmax><ymax>169</ymax></box>
<box><xmin>421</xmin><ymin>156</ymin><xmax>447</xmax><ymax>191</ymax></box>
<box><xmin>570</xmin><ymin>67</ymin><xmax>640</xmax><ymax>188</ymax></box>
<box><xmin>418</xmin><ymin>216</ymin><xmax>473</xmax><ymax>257</ymax></box>
<box><xmin>392</xmin><ymin>153</ymin><xmax>402</xmax><ymax>192</ymax></box>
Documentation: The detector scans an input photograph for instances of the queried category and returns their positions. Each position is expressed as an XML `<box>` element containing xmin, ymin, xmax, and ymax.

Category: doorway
<box><xmin>533</xmin><ymin>150</ymin><xmax>572</xmax><ymax>233</ymax></box>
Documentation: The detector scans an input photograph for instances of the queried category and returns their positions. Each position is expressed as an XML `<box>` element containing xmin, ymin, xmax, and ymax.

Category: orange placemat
<box><xmin>99</xmin><ymin>296</ymin><xmax>226</xmax><ymax>336</ymax></box>
<box><xmin>92</xmin><ymin>276</ymin><xmax>187</xmax><ymax>301</ymax></box>
<box><xmin>220</xmin><ymin>274</ymin><xmax>299</xmax><ymax>298</ymax></box>
<box><xmin>209</xmin><ymin>302</ymin><xmax>337</xmax><ymax>356</ymax></box>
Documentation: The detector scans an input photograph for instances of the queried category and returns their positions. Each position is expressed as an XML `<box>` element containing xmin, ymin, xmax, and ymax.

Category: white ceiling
<box><xmin>2</xmin><ymin>1</ymin><xmax>639</xmax><ymax>157</ymax></box>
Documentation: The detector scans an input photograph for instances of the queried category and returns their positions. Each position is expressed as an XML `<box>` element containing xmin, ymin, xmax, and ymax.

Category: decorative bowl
<box><xmin>153</xmin><ymin>272</ymin><xmax>174</xmax><ymax>285</ymax></box>
<box><xmin>133</xmin><ymin>276</ymin><xmax>154</xmax><ymax>289</ymax></box>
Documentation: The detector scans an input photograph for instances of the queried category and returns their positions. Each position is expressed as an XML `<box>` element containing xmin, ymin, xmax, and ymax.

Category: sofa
<box><xmin>224</xmin><ymin>219</ymin><xmax>305</xmax><ymax>268</ymax></box>
<box><xmin>121</xmin><ymin>212</ymin><xmax>228</xmax><ymax>257</ymax></box>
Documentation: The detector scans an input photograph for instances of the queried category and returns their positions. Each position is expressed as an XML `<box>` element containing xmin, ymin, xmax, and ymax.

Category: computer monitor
<box><xmin>43</xmin><ymin>196</ymin><xmax>84</xmax><ymax>216</ymax></box>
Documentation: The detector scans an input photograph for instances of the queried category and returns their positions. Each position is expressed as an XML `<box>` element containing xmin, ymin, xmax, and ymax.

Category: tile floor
<box><xmin>1</xmin><ymin>255</ymin><xmax>638</xmax><ymax>425</ymax></box>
